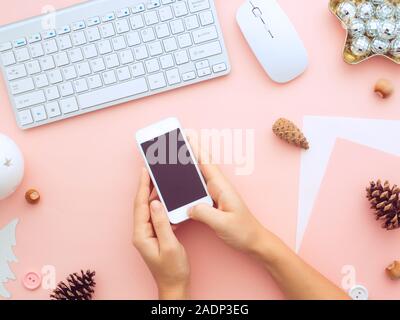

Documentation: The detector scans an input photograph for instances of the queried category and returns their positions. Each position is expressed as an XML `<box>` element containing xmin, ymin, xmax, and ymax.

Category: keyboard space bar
<box><xmin>78</xmin><ymin>78</ymin><xmax>149</xmax><ymax>110</ymax></box>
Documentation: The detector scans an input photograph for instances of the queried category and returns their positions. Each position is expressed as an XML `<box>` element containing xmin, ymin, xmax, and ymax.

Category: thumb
<box><xmin>189</xmin><ymin>204</ymin><xmax>223</xmax><ymax>230</ymax></box>
<box><xmin>150</xmin><ymin>200</ymin><xmax>177</xmax><ymax>248</ymax></box>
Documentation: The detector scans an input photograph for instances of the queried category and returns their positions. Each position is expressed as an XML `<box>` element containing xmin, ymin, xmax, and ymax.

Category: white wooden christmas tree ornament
<box><xmin>0</xmin><ymin>218</ymin><xmax>18</xmax><ymax>299</ymax></box>
<box><xmin>0</xmin><ymin>134</ymin><xmax>24</xmax><ymax>200</ymax></box>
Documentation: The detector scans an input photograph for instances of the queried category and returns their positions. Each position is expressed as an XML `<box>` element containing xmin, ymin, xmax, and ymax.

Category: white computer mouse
<box><xmin>237</xmin><ymin>0</ymin><xmax>308</xmax><ymax>83</ymax></box>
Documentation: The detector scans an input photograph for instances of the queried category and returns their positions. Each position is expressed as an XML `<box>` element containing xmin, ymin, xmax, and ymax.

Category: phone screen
<box><xmin>141</xmin><ymin>128</ymin><xmax>207</xmax><ymax>212</ymax></box>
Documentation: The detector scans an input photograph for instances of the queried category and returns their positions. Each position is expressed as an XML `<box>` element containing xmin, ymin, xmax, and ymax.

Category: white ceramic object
<box><xmin>0</xmin><ymin>134</ymin><xmax>24</xmax><ymax>200</ymax></box>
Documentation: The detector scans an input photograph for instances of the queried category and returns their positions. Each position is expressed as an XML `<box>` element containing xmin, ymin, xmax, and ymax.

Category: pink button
<box><xmin>23</xmin><ymin>272</ymin><xmax>42</xmax><ymax>290</ymax></box>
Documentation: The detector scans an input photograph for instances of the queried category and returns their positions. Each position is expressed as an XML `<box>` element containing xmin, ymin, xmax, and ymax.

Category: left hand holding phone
<box><xmin>133</xmin><ymin>168</ymin><xmax>190</xmax><ymax>300</ymax></box>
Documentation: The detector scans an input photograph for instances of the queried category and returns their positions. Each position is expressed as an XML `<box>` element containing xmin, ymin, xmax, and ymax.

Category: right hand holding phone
<box><xmin>189</xmin><ymin>159</ymin><xmax>267</xmax><ymax>255</ymax></box>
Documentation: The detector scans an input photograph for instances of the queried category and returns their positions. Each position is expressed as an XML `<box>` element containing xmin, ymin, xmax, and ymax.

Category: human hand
<box><xmin>188</xmin><ymin>151</ymin><xmax>267</xmax><ymax>255</ymax></box>
<box><xmin>133</xmin><ymin>168</ymin><xmax>190</xmax><ymax>300</ymax></box>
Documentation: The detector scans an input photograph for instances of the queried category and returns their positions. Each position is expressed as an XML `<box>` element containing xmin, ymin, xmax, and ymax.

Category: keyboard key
<box><xmin>33</xmin><ymin>74</ymin><xmax>49</xmax><ymax>88</ymax></box>
<box><xmin>155</xmin><ymin>23</ymin><xmax>170</xmax><ymax>38</ymax></box>
<box><xmin>141</xmin><ymin>28</ymin><xmax>156</xmax><ymax>42</ymax></box>
<box><xmin>26</xmin><ymin>60</ymin><xmax>41</xmax><ymax>75</ymax></box>
<box><xmin>189</xmin><ymin>41</ymin><xmax>221</xmax><ymax>60</ymax></box>
<box><xmin>31</xmin><ymin>105</ymin><xmax>47</xmax><ymax>122</ymax></box>
<box><xmin>133</xmin><ymin>45</ymin><xmax>148</xmax><ymax>60</ymax></box>
<box><xmin>192</xmin><ymin>26</ymin><xmax>218</xmax><ymax>44</ymax></box>
<box><xmin>173</xmin><ymin>2</ymin><xmax>188</xmax><ymax>17</ymax></box>
<box><xmin>83</xmin><ymin>44</ymin><xmax>98</xmax><ymax>59</ymax></box>
<box><xmin>160</xmin><ymin>54</ymin><xmax>174</xmax><ymax>69</ymax></box>
<box><xmin>100</xmin><ymin>23</ymin><xmax>115</xmax><ymax>38</ymax></box>
<box><xmin>116</xmin><ymin>8</ymin><xmax>130</xmax><ymax>18</ymax></box>
<box><xmin>15</xmin><ymin>48</ymin><xmax>30</xmax><ymax>62</ymax></box>
<box><xmin>145</xmin><ymin>58</ymin><xmax>160</xmax><ymax>73</ymax></box>
<box><xmin>2</xmin><ymin>51</ymin><xmax>16</xmax><ymax>66</ymax></box>
<box><xmin>73</xmin><ymin>79</ymin><xmax>89</xmax><ymax>93</ymax></box>
<box><xmin>90</xmin><ymin>57</ymin><xmax>106</xmax><ymax>72</ymax></box>
<box><xmin>27</xmin><ymin>34</ymin><xmax>41</xmax><ymax>44</ymax></box>
<box><xmin>166</xmin><ymin>68</ymin><xmax>181</xmax><ymax>85</ymax></box>
<box><xmin>78</xmin><ymin>78</ymin><xmax>149</xmax><ymax>109</ymax></box>
<box><xmin>43</xmin><ymin>39</ymin><xmax>58</xmax><ymax>54</ymax></box>
<box><xmin>57</xmin><ymin>35</ymin><xmax>73</xmax><ymax>50</ymax></box>
<box><xmin>111</xmin><ymin>36</ymin><xmax>127</xmax><ymax>51</ymax></box>
<box><xmin>77</xmin><ymin>61</ymin><xmax>91</xmax><ymax>76</ymax></box>
<box><xmin>88</xmin><ymin>74</ymin><xmax>103</xmax><ymax>89</ymax></box>
<box><xmin>148</xmin><ymin>41</ymin><xmax>163</xmax><ymax>56</ymax></box>
<box><xmin>159</xmin><ymin>6</ymin><xmax>173</xmax><ymax>21</ymax></box>
<box><xmin>0</xmin><ymin>42</ymin><xmax>12</xmax><ymax>52</ymax></box>
<box><xmin>126</xmin><ymin>32</ymin><xmax>141</xmax><ymax>46</ymax></box>
<box><xmin>185</xmin><ymin>15</ymin><xmax>199</xmax><ymax>30</ymax></box>
<box><xmin>144</xmin><ymin>11</ymin><xmax>159</xmax><ymax>25</ymax></box>
<box><xmin>188</xmin><ymin>0</ymin><xmax>210</xmax><ymax>13</ymax></box>
<box><xmin>44</xmin><ymin>86</ymin><xmax>60</xmax><ymax>100</ymax></box>
<box><xmin>119</xmin><ymin>50</ymin><xmax>134</xmax><ymax>64</ymax></box>
<box><xmin>195</xmin><ymin>60</ymin><xmax>209</xmax><ymax>69</ymax></box>
<box><xmin>68</xmin><ymin>48</ymin><xmax>84</xmax><ymax>63</ymax></box>
<box><xmin>45</xmin><ymin>102</ymin><xmax>61</xmax><ymax>118</ymax></box>
<box><xmin>62</xmin><ymin>66</ymin><xmax>77</xmax><ymax>80</ymax></box>
<box><xmin>102</xmin><ymin>12</ymin><xmax>115</xmax><ymax>22</ymax></box>
<box><xmin>148</xmin><ymin>72</ymin><xmax>166</xmax><ymax>90</ymax></box>
<box><xmin>130</xmin><ymin>15</ymin><xmax>145</xmax><ymax>29</ymax></box>
<box><xmin>197</xmin><ymin>66</ymin><xmax>211</xmax><ymax>77</ymax></box>
<box><xmin>10</xmin><ymin>77</ymin><xmax>34</xmax><ymax>95</ymax></box>
<box><xmin>178</xmin><ymin>33</ymin><xmax>192</xmax><ymax>48</ymax></box>
<box><xmin>102</xmin><ymin>70</ymin><xmax>117</xmax><ymax>85</ymax></box>
<box><xmin>60</xmin><ymin>97</ymin><xmax>79</xmax><ymax>114</ymax></box>
<box><xmin>132</xmin><ymin>3</ymin><xmax>146</xmax><ymax>14</ymax></box>
<box><xmin>18</xmin><ymin>109</ymin><xmax>33</xmax><ymax>126</ymax></box>
<box><xmin>57</xmin><ymin>25</ymin><xmax>71</xmax><ymax>35</ymax></box>
<box><xmin>147</xmin><ymin>0</ymin><xmax>161</xmax><ymax>9</ymax></box>
<box><xmin>14</xmin><ymin>38</ymin><xmax>27</xmax><ymax>47</ymax></box>
<box><xmin>54</xmin><ymin>52</ymin><xmax>69</xmax><ymax>67</ymax></box>
<box><xmin>174</xmin><ymin>50</ymin><xmax>189</xmax><ymax>64</ymax></box>
<box><xmin>39</xmin><ymin>56</ymin><xmax>55</xmax><ymax>71</ymax></box>
<box><xmin>6</xmin><ymin>64</ymin><xmax>27</xmax><ymax>80</ymax></box>
<box><xmin>116</xmin><ymin>66</ymin><xmax>131</xmax><ymax>81</ymax></box>
<box><xmin>161</xmin><ymin>0</ymin><xmax>174</xmax><ymax>4</ymax></box>
<box><xmin>163</xmin><ymin>37</ymin><xmax>178</xmax><ymax>52</ymax></box>
<box><xmin>131</xmin><ymin>62</ymin><xmax>145</xmax><ymax>77</ymax></box>
<box><xmin>212</xmin><ymin>62</ymin><xmax>227</xmax><ymax>73</ymax></box>
<box><xmin>86</xmin><ymin>28</ymin><xmax>101</xmax><ymax>42</ymax></box>
<box><xmin>72</xmin><ymin>21</ymin><xmax>86</xmax><ymax>31</ymax></box>
<box><xmin>42</xmin><ymin>30</ymin><xmax>56</xmax><ymax>39</ymax></box>
<box><xmin>98</xmin><ymin>40</ymin><xmax>112</xmax><ymax>54</ymax></box>
<box><xmin>71</xmin><ymin>31</ymin><xmax>87</xmax><ymax>46</ymax></box>
<box><xmin>105</xmin><ymin>54</ymin><xmax>120</xmax><ymax>68</ymax></box>
<box><xmin>182</xmin><ymin>71</ymin><xmax>196</xmax><ymax>81</ymax></box>
<box><xmin>87</xmin><ymin>17</ymin><xmax>101</xmax><ymax>27</ymax></box>
<box><xmin>59</xmin><ymin>82</ymin><xmax>74</xmax><ymax>96</ymax></box>
<box><xmin>170</xmin><ymin>20</ymin><xmax>185</xmax><ymax>34</ymax></box>
<box><xmin>29</xmin><ymin>43</ymin><xmax>44</xmax><ymax>58</ymax></box>
<box><xmin>48</xmin><ymin>69</ymin><xmax>63</xmax><ymax>84</ymax></box>
<box><xmin>15</xmin><ymin>90</ymin><xmax>45</xmax><ymax>109</ymax></box>
<box><xmin>115</xmin><ymin>19</ymin><xmax>130</xmax><ymax>34</ymax></box>
<box><xmin>199</xmin><ymin>10</ymin><xmax>214</xmax><ymax>26</ymax></box>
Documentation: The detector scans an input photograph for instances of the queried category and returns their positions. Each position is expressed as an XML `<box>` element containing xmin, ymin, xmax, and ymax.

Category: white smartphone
<box><xmin>136</xmin><ymin>117</ymin><xmax>213</xmax><ymax>224</ymax></box>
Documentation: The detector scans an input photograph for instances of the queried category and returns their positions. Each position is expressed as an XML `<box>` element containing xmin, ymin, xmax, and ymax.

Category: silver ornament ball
<box><xmin>395</xmin><ymin>4</ymin><xmax>400</xmax><ymax>20</ymax></box>
<box><xmin>371</xmin><ymin>37</ymin><xmax>390</xmax><ymax>54</ymax></box>
<box><xmin>337</xmin><ymin>1</ymin><xmax>357</xmax><ymax>22</ymax></box>
<box><xmin>357</xmin><ymin>2</ymin><xmax>375</xmax><ymax>20</ymax></box>
<box><xmin>378</xmin><ymin>20</ymin><xmax>397</xmax><ymax>40</ymax></box>
<box><xmin>366</xmin><ymin>18</ymin><xmax>380</xmax><ymax>37</ymax></box>
<box><xmin>390</xmin><ymin>37</ymin><xmax>400</xmax><ymax>57</ymax></box>
<box><xmin>351</xmin><ymin>36</ymin><xmax>371</xmax><ymax>56</ymax></box>
<box><xmin>375</xmin><ymin>3</ymin><xmax>395</xmax><ymax>20</ymax></box>
<box><xmin>348</xmin><ymin>18</ymin><xmax>366</xmax><ymax>37</ymax></box>
<box><xmin>370</xmin><ymin>0</ymin><xmax>385</xmax><ymax>5</ymax></box>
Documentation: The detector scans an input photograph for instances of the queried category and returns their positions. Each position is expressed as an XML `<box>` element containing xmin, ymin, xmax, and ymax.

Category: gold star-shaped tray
<box><xmin>329</xmin><ymin>0</ymin><xmax>400</xmax><ymax>64</ymax></box>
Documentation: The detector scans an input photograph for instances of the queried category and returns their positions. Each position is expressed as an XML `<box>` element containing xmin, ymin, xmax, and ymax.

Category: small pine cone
<box><xmin>272</xmin><ymin>118</ymin><xmax>309</xmax><ymax>150</ymax></box>
<box><xmin>366</xmin><ymin>180</ymin><xmax>400</xmax><ymax>230</ymax></box>
<box><xmin>50</xmin><ymin>270</ymin><xmax>96</xmax><ymax>300</ymax></box>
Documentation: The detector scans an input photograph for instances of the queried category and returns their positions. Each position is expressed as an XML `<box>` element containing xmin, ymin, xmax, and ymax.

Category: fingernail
<box><xmin>150</xmin><ymin>200</ymin><xmax>162</xmax><ymax>212</ymax></box>
<box><xmin>188</xmin><ymin>206</ymin><xmax>195</xmax><ymax>217</ymax></box>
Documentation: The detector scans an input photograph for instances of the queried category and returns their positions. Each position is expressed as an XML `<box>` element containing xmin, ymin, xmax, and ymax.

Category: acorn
<box><xmin>374</xmin><ymin>79</ymin><xmax>394</xmax><ymax>99</ymax></box>
<box><xmin>25</xmin><ymin>189</ymin><xmax>40</xmax><ymax>204</ymax></box>
<box><xmin>386</xmin><ymin>261</ymin><xmax>400</xmax><ymax>280</ymax></box>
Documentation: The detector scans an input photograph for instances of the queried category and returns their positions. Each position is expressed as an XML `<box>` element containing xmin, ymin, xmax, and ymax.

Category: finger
<box><xmin>134</xmin><ymin>168</ymin><xmax>151</xmax><ymax>231</ymax></box>
<box><xmin>189</xmin><ymin>204</ymin><xmax>224</xmax><ymax>230</ymax></box>
<box><xmin>150</xmin><ymin>200</ymin><xmax>178</xmax><ymax>249</ymax></box>
<box><xmin>149</xmin><ymin>187</ymin><xmax>158</xmax><ymax>202</ymax></box>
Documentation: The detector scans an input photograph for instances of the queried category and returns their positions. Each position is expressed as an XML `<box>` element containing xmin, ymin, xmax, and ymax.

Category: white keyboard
<box><xmin>0</xmin><ymin>0</ymin><xmax>230</xmax><ymax>129</ymax></box>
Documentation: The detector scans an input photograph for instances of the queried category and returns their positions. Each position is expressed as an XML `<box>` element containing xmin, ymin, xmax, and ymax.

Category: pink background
<box><xmin>0</xmin><ymin>0</ymin><xmax>399</xmax><ymax>299</ymax></box>
<box><xmin>300</xmin><ymin>140</ymin><xmax>400</xmax><ymax>300</ymax></box>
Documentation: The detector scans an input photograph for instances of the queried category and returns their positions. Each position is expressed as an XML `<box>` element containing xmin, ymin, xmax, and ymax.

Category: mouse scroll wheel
<box><xmin>252</xmin><ymin>7</ymin><xmax>262</xmax><ymax>18</ymax></box>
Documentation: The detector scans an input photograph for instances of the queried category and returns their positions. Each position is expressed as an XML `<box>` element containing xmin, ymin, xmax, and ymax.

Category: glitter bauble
<box><xmin>337</xmin><ymin>1</ymin><xmax>357</xmax><ymax>22</ymax></box>
<box><xmin>371</xmin><ymin>37</ymin><xmax>390</xmax><ymax>54</ymax></box>
<box><xmin>357</xmin><ymin>2</ymin><xmax>375</xmax><ymax>20</ymax></box>
<box><xmin>376</xmin><ymin>3</ymin><xmax>395</xmax><ymax>20</ymax></box>
<box><xmin>348</xmin><ymin>18</ymin><xmax>366</xmax><ymax>37</ymax></box>
<box><xmin>351</xmin><ymin>36</ymin><xmax>371</xmax><ymax>56</ymax></box>
<box><xmin>378</xmin><ymin>20</ymin><xmax>397</xmax><ymax>40</ymax></box>
<box><xmin>390</xmin><ymin>37</ymin><xmax>400</xmax><ymax>57</ymax></box>
<box><xmin>366</xmin><ymin>18</ymin><xmax>381</xmax><ymax>37</ymax></box>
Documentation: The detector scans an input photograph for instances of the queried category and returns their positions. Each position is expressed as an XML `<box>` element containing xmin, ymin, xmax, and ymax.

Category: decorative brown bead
<box><xmin>374</xmin><ymin>79</ymin><xmax>394</xmax><ymax>99</ymax></box>
<box><xmin>25</xmin><ymin>189</ymin><xmax>40</xmax><ymax>204</ymax></box>
<box><xmin>386</xmin><ymin>261</ymin><xmax>400</xmax><ymax>280</ymax></box>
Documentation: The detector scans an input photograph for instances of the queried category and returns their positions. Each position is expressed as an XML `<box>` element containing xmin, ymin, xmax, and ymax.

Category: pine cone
<box><xmin>272</xmin><ymin>118</ymin><xmax>309</xmax><ymax>150</ymax></box>
<box><xmin>50</xmin><ymin>270</ymin><xmax>96</xmax><ymax>300</ymax></box>
<box><xmin>366</xmin><ymin>180</ymin><xmax>400</xmax><ymax>230</ymax></box>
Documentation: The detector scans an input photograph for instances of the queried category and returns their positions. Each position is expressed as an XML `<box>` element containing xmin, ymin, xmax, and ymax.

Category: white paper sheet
<box><xmin>0</xmin><ymin>218</ymin><xmax>18</xmax><ymax>299</ymax></box>
<box><xmin>297</xmin><ymin>116</ymin><xmax>400</xmax><ymax>252</ymax></box>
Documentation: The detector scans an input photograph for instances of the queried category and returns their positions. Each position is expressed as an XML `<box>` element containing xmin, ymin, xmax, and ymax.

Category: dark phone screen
<box><xmin>141</xmin><ymin>129</ymin><xmax>207</xmax><ymax>212</ymax></box>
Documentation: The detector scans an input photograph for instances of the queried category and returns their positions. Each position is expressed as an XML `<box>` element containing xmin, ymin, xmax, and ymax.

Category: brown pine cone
<box><xmin>366</xmin><ymin>180</ymin><xmax>400</xmax><ymax>230</ymax></box>
<box><xmin>50</xmin><ymin>270</ymin><xmax>96</xmax><ymax>300</ymax></box>
<box><xmin>272</xmin><ymin>118</ymin><xmax>309</xmax><ymax>150</ymax></box>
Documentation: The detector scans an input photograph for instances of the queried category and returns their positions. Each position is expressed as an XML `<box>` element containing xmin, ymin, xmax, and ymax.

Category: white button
<box><xmin>102</xmin><ymin>12</ymin><xmax>115</xmax><ymax>22</ymax></box>
<box><xmin>87</xmin><ymin>17</ymin><xmax>100</xmax><ymax>27</ymax></box>
<box><xmin>132</xmin><ymin>3</ymin><xmax>145</xmax><ymax>14</ymax></box>
<box><xmin>45</xmin><ymin>102</ymin><xmax>61</xmax><ymax>118</ymax></box>
<box><xmin>31</xmin><ymin>105</ymin><xmax>47</xmax><ymax>122</ymax></box>
<box><xmin>14</xmin><ymin>38</ymin><xmax>27</xmax><ymax>47</ymax></box>
<box><xmin>57</xmin><ymin>25</ymin><xmax>71</xmax><ymax>35</ymax></box>
<box><xmin>60</xmin><ymin>97</ymin><xmax>79</xmax><ymax>114</ymax></box>
<box><xmin>166</xmin><ymin>68</ymin><xmax>181</xmax><ymax>85</ymax></box>
<box><xmin>147</xmin><ymin>0</ymin><xmax>161</xmax><ymax>9</ymax></box>
<box><xmin>18</xmin><ymin>109</ymin><xmax>33</xmax><ymax>126</ymax></box>
<box><xmin>213</xmin><ymin>62</ymin><xmax>227</xmax><ymax>73</ymax></box>
<box><xmin>28</xmin><ymin>34</ymin><xmax>41</xmax><ymax>44</ymax></box>
<box><xmin>197</xmin><ymin>67</ymin><xmax>211</xmax><ymax>77</ymax></box>
<box><xmin>182</xmin><ymin>71</ymin><xmax>196</xmax><ymax>81</ymax></box>
<box><xmin>348</xmin><ymin>285</ymin><xmax>368</xmax><ymax>300</ymax></box>
<box><xmin>116</xmin><ymin>8</ymin><xmax>130</xmax><ymax>18</ymax></box>
<box><xmin>72</xmin><ymin>21</ymin><xmax>86</xmax><ymax>31</ymax></box>
<box><xmin>42</xmin><ymin>30</ymin><xmax>56</xmax><ymax>39</ymax></box>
